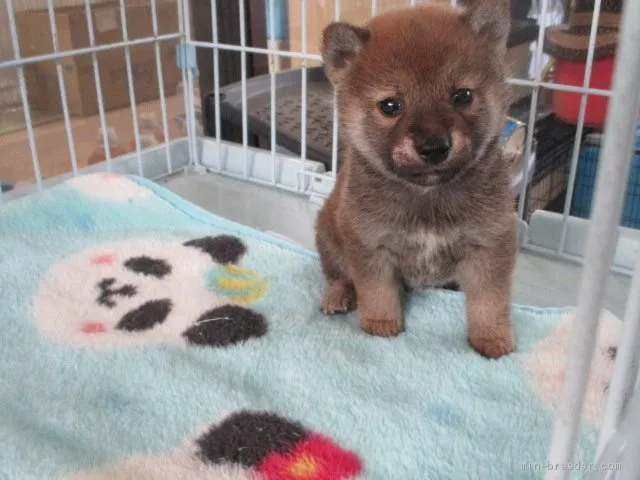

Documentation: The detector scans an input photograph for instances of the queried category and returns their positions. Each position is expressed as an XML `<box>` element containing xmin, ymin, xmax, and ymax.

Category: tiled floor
<box><xmin>163</xmin><ymin>172</ymin><xmax>632</xmax><ymax>318</ymax></box>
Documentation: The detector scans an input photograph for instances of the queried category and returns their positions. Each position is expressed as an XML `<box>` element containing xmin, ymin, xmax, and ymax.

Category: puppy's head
<box><xmin>322</xmin><ymin>0</ymin><xmax>511</xmax><ymax>187</ymax></box>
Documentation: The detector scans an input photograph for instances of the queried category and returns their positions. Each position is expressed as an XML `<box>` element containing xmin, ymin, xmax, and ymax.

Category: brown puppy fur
<box><xmin>315</xmin><ymin>0</ymin><xmax>517</xmax><ymax>358</ymax></box>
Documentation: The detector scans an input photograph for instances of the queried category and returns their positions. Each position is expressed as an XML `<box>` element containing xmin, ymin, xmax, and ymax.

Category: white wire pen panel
<box><xmin>547</xmin><ymin>0</ymin><xmax>640</xmax><ymax>475</ymax></box>
<box><xmin>0</xmin><ymin>0</ymin><xmax>187</xmax><ymax>202</ymax></box>
<box><xmin>190</xmin><ymin>2</ymin><xmax>608</xmax><ymax>225</ymax></box>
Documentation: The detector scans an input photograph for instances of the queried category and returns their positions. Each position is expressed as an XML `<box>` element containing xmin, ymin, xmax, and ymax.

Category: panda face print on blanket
<box><xmin>32</xmin><ymin>235</ymin><xmax>268</xmax><ymax>349</ymax></box>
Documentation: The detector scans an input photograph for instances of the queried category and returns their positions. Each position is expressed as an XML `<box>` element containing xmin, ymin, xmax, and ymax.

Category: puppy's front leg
<box><xmin>458</xmin><ymin>233</ymin><xmax>516</xmax><ymax>358</ymax></box>
<box><xmin>350</xmin><ymin>251</ymin><xmax>403</xmax><ymax>337</ymax></box>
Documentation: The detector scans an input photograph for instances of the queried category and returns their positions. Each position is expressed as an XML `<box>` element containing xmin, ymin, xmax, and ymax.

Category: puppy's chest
<box><xmin>380</xmin><ymin>229</ymin><xmax>462</xmax><ymax>287</ymax></box>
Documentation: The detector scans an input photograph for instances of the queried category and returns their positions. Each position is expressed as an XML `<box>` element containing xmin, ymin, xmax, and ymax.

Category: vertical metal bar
<box><xmin>176</xmin><ymin>0</ymin><xmax>196</xmax><ymax>167</ymax></box>
<box><xmin>118</xmin><ymin>0</ymin><xmax>143</xmax><ymax>176</ymax></box>
<box><xmin>149</xmin><ymin>0</ymin><xmax>173</xmax><ymax>174</ymax></box>
<box><xmin>330</xmin><ymin>0</ymin><xmax>341</xmax><ymax>178</ymax></box>
<box><xmin>300</xmin><ymin>0</ymin><xmax>308</xmax><ymax>191</ymax></box>
<box><xmin>596</xmin><ymin>247</ymin><xmax>640</xmax><ymax>456</ymax></box>
<box><xmin>517</xmin><ymin>0</ymin><xmax>551</xmax><ymax>220</ymax></box>
<box><xmin>5</xmin><ymin>0</ymin><xmax>42</xmax><ymax>190</ymax></box>
<box><xmin>83</xmin><ymin>0</ymin><xmax>112</xmax><ymax>172</ymax></box>
<box><xmin>545</xmin><ymin>0</ymin><xmax>640</xmax><ymax>476</ymax></box>
<box><xmin>557</xmin><ymin>0</ymin><xmax>603</xmax><ymax>254</ymax></box>
<box><xmin>239</xmin><ymin>0</ymin><xmax>249</xmax><ymax>179</ymax></box>
<box><xmin>211</xmin><ymin>0</ymin><xmax>223</xmax><ymax>170</ymax></box>
<box><xmin>614</xmin><ymin>387</ymin><xmax>640</xmax><ymax>480</ymax></box>
<box><xmin>371</xmin><ymin>0</ymin><xmax>377</xmax><ymax>16</ymax></box>
<box><xmin>46</xmin><ymin>0</ymin><xmax>78</xmax><ymax>177</ymax></box>
<box><xmin>180</xmin><ymin>0</ymin><xmax>198</xmax><ymax>168</ymax></box>
<box><xmin>591</xmin><ymin>384</ymin><xmax>640</xmax><ymax>480</ymax></box>
<box><xmin>269</xmin><ymin>0</ymin><xmax>277</xmax><ymax>185</ymax></box>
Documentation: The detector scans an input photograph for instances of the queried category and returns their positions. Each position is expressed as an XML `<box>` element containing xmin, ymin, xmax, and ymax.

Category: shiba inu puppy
<box><xmin>316</xmin><ymin>0</ymin><xmax>516</xmax><ymax>358</ymax></box>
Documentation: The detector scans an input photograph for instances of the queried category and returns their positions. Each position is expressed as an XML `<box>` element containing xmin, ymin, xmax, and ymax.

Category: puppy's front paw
<box><xmin>321</xmin><ymin>281</ymin><xmax>356</xmax><ymax>315</ymax></box>
<box><xmin>361</xmin><ymin>317</ymin><xmax>404</xmax><ymax>337</ymax></box>
<box><xmin>468</xmin><ymin>330</ymin><xmax>514</xmax><ymax>358</ymax></box>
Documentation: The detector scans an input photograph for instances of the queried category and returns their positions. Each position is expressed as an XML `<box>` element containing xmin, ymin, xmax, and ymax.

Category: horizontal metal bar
<box><xmin>1</xmin><ymin>140</ymin><xmax>191</xmax><ymax>206</ymax></box>
<box><xmin>0</xmin><ymin>33</ymin><xmax>183</xmax><ymax>70</ymax></box>
<box><xmin>298</xmin><ymin>169</ymin><xmax>336</xmax><ymax>182</ymax></box>
<box><xmin>185</xmin><ymin>41</ymin><xmax>612</xmax><ymax>98</ymax></box>
<box><xmin>201</xmin><ymin>166</ymin><xmax>300</xmax><ymax>194</ymax></box>
<box><xmin>522</xmin><ymin>242</ymin><xmax>633</xmax><ymax>277</ymax></box>
<box><xmin>0</xmin><ymin>40</ymin><xmax>614</xmax><ymax>97</ymax></box>
<box><xmin>188</xmin><ymin>40</ymin><xmax>322</xmax><ymax>61</ymax></box>
<box><xmin>506</xmin><ymin>77</ymin><xmax>612</xmax><ymax>97</ymax></box>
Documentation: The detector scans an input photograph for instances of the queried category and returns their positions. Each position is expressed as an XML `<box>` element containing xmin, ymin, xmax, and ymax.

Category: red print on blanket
<box><xmin>61</xmin><ymin>411</ymin><xmax>364</xmax><ymax>480</ymax></box>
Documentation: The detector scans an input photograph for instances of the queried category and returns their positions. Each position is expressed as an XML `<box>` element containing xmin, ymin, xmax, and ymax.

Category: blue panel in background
<box><xmin>571</xmin><ymin>123</ymin><xmax>640</xmax><ymax>228</ymax></box>
<box><xmin>265</xmin><ymin>0</ymin><xmax>289</xmax><ymax>41</ymax></box>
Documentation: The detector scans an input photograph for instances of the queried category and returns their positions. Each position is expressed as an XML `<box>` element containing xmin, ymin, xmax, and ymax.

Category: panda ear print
<box><xmin>183</xmin><ymin>235</ymin><xmax>247</xmax><ymax>264</ymax></box>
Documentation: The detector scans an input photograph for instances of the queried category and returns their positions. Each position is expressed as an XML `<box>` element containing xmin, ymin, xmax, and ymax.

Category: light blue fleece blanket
<box><xmin>0</xmin><ymin>173</ymin><xmax>619</xmax><ymax>480</ymax></box>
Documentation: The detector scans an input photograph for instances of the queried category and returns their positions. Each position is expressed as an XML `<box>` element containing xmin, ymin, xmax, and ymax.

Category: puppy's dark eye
<box><xmin>378</xmin><ymin>98</ymin><xmax>403</xmax><ymax>117</ymax></box>
<box><xmin>452</xmin><ymin>89</ymin><xmax>473</xmax><ymax>107</ymax></box>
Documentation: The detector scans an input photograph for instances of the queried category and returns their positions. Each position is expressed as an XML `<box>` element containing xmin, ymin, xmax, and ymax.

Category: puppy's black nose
<box><xmin>416</xmin><ymin>137</ymin><xmax>451</xmax><ymax>165</ymax></box>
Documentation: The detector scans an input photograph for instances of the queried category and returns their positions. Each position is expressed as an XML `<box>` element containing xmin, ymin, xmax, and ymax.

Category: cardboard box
<box><xmin>15</xmin><ymin>1</ymin><xmax>180</xmax><ymax>116</ymax></box>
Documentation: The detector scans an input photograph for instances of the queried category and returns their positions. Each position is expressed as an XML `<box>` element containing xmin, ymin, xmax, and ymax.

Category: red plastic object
<box><xmin>552</xmin><ymin>56</ymin><xmax>615</xmax><ymax>129</ymax></box>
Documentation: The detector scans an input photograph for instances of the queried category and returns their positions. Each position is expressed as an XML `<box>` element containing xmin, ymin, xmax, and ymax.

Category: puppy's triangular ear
<box><xmin>459</xmin><ymin>0</ymin><xmax>510</xmax><ymax>54</ymax></box>
<box><xmin>321</xmin><ymin>22</ymin><xmax>370</xmax><ymax>84</ymax></box>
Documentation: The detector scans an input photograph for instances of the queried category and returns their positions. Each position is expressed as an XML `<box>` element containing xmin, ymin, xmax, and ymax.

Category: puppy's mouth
<box><xmin>395</xmin><ymin>166</ymin><xmax>462</xmax><ymax>187</ymax></box>
<box><xmin>388</xmin><ymin>146</ymin><xmax>469</xmax><ymax>187</ymax></box>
